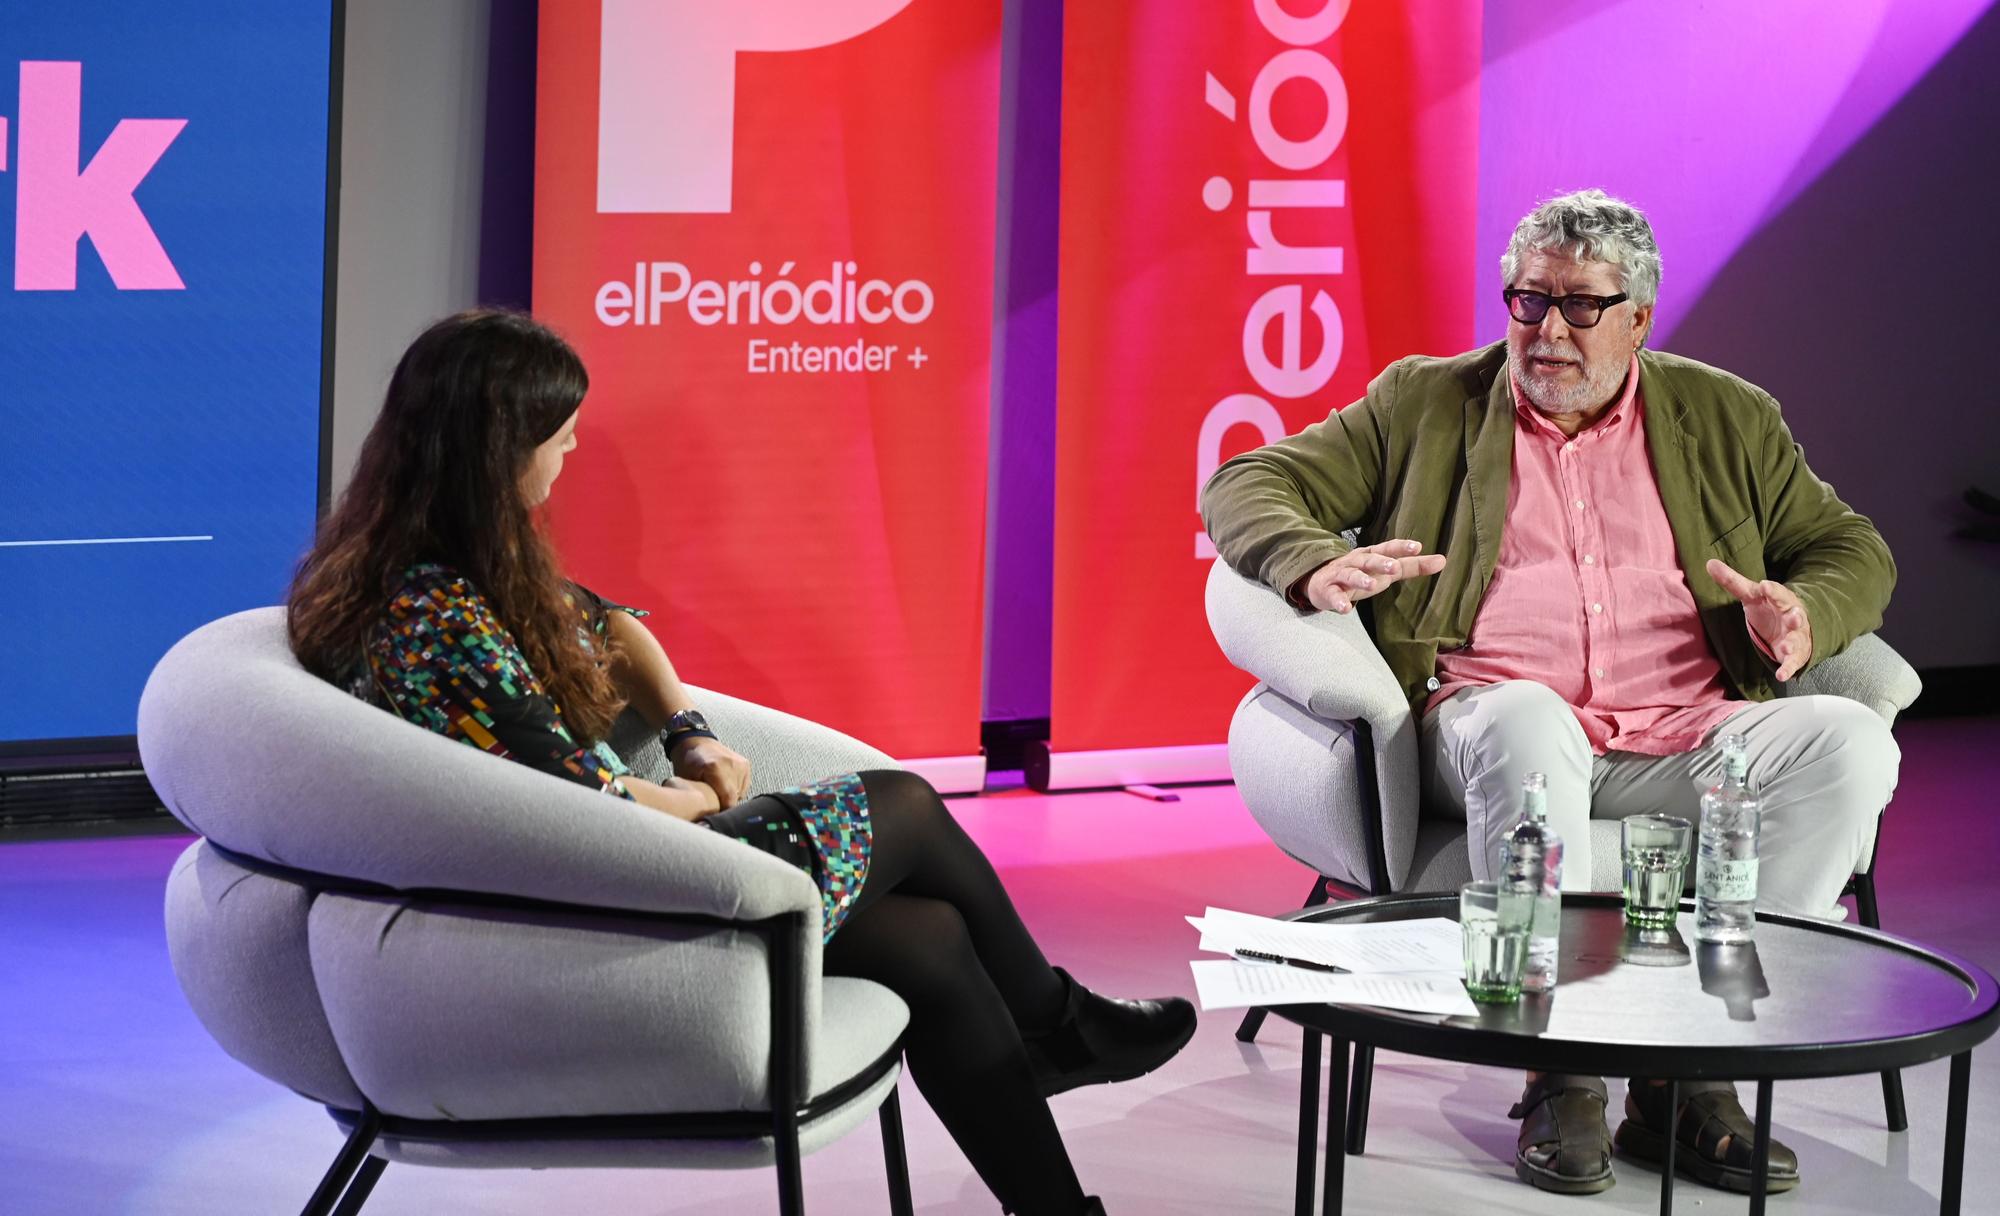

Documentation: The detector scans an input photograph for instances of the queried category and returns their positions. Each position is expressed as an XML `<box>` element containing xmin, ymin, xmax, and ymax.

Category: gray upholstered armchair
<box><xmin>1205</xmin><ymin>558</ymin><xmax>1921</xmax><ymax>901</ymax></box>
<box><xmin>139</xmin><ymin>607</ymin><xmax>914</xmax><ymax>1216</ymax></box>
<box><xmin>1204</xmin><ymin>558</ymin><xmax>1924</xmax><ymax>1137</ymax></box>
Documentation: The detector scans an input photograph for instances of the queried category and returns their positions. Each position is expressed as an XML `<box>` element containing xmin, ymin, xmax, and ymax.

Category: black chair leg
<box><xmin>299</xmin><ymin>1108</ymin><xmax>380</xmax><ymax>1216</ymax></box>
<box><xmin>1852</xmin><ymin>866</ymin><xmax>1881</xmax><ymax>929</ymax></box>
<box><xmin>1237</xmin><ymin>877</ymin><xmax>1334</xmax><ymax>1044</ymax></box>
<box><xmin>329</xmin><ymin>1156</ymin><xmax>386</xmax><ymax>1216</ymax></box>
<box><xmin>1322</xmin><ymin>1038</ymin><xmax>1350</xmax><ymax>1215</ymax></box>
<box><xmin>1345</xmin><ymin>1044</ymin><xmax>1374</xmax><ymax>1155</ymax></box>
<box><xmin>775</xmin><ymin>1112</ymin><xmax>806</xmax><ymax>1216</ymax></box>
<box><xmin>880</xmin><ymin>1085</ymin><xmax>915</xmax><ymax>1216</ymax></box>
<box><xmin>1851</xmin><ymin>867</ymin><xmax>1909</xmax><ymax>1131</ymax></box>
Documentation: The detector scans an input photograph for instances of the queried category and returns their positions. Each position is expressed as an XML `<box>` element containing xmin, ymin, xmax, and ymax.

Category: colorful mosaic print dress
<box><xmin>346</xmin><ymin>563</ymin><xmax>873</xmax><ymax>939</ymax></box>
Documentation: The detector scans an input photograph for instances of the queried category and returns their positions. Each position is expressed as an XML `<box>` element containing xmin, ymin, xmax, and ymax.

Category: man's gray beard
<box><xmin>1508</xmin><ymin>346</ymin><xmax>1626</xmax><ymax>418</ymax></box>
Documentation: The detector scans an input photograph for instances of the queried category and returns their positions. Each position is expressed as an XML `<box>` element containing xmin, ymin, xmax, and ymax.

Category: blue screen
<box><xmin>0</xmin><ymin>4</ymin><xmax>333</xmax><ymax>745</ymax></box>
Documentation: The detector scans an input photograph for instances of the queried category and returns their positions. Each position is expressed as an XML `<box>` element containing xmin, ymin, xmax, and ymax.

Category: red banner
<box><xmin>1049</xmin><ymin>0</ymin><xmax>1482</xmax><ymax>757</ymax></box>
<box><xmin>533</xmin><ymin>1</ymin><xmax>1000</xmax><ymax>768</ymax></box>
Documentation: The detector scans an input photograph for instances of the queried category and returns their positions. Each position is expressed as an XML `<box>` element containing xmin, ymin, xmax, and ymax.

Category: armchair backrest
<box><xmin>139</xmin><ymin>608</ymin><xmax>815</xmax><ymax>919</ymax></box>
<box><xmin>139</xmin><ymin>607</ymin><xmax>824</xmax><ymax>1117</ymax></box>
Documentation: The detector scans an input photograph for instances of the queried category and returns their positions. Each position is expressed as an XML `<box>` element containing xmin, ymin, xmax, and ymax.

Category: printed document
<box><xmin>1188</xmin><ymin>960</ymin><xmax>1478</xmax><ymax>1016</ymax></box>
<box><xmin>1187</xmin><ymin>906</ymin><xmax>1462</xmax><ymax>973</ymax></box>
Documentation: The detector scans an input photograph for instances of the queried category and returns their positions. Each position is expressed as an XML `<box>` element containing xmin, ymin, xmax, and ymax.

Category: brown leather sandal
<box><xmin>1508</xmin><ymin>1073</ymin><xmax>1616</xmax><ymax>1194</ymax></box>
<box><xmin>1613</xmin><ymin>1079</ymin><xmax>1800</xmax><ymax>1194</ymax></box>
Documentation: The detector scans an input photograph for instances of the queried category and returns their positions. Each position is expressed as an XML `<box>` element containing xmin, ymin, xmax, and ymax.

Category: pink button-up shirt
<box><xmin>1429</xmin><ymin>358</ymin><xmax>1741</xmax><ymax>756</ymax></box>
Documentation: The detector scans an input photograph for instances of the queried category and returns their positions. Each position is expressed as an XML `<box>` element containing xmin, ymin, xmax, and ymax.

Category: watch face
<box><xmin>672</xmin><ymin>710</ymin><xmax>710</xmax><ymax>732</ymax></box>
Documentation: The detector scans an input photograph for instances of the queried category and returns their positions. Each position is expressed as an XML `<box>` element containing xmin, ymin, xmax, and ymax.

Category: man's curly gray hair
<box><xmin>1501</xmin><ymin>188</ymin><xmax>1662</xmax><ymax>308</ymax></box>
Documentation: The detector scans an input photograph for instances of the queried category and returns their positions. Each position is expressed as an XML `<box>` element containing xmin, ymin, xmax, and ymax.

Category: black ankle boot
<box><xmin>1022</xmin><ymin>967</ymin><xmax>1197</xmax><ymax>1098</ymax></box>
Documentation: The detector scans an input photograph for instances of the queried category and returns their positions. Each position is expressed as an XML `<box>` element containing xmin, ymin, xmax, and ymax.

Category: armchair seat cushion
<box><xmin>163</xmin><ymin>841</ymin><xmax>366</xmax><ymax>1109</ymax></box>
<box><xmin>1227</xmin><ymin>685</ymin><xmax>1378</xmax><ymax>891</ymax></box>
<box><xmin>309</xmin><ymin>894</ymin><xmax>908</xmax><ymax>1123</ymax></box>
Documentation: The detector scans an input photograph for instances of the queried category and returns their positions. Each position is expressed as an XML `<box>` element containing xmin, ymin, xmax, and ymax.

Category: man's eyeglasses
<box><xmin>1503</xmin><ymin>288</ymin><xmax>1629</xmax><ymax>329</ymax></box>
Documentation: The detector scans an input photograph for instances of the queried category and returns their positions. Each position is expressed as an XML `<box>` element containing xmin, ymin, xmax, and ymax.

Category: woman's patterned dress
<box><xmin>344</xmin><ymin>563</ymin><xmax>872</xmax><ymax>939</ymax></box>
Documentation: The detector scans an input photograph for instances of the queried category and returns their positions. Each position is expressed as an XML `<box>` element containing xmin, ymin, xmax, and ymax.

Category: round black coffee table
<box><xmin>1265</xmin><ymin>892</ymin><xmax>1998</xmax><ymax>1216</ymax></box>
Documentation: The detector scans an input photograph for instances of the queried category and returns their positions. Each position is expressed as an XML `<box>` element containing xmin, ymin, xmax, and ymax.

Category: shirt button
<box><xmin>1573</xmin><ymin>499</ymin><xmax>1586</xmax><ymax>510</ymax></box>
<box><xmin>1425</xmin><ymin>676</ymin><xmax>1441</xmax><ymax>692</ymax></box>
<box><xmin>1591</xmin><ymin>602</ymin><xmax>1603</xmax><ymax>614</ymax></box>
<box><xmin>1592</xmin><ymin>667</ymin><xmax>1605</xmax><ymax>679</ymax></box>
<box><xmin>1564</xmin><ymin>442</ymin><xmax>1576</xmax><ymax>453</ymax></box>
<box><xmin>1583</xmin><ymin>554</ymin><xmax>1596</xmax><ymax>566</ymax></box>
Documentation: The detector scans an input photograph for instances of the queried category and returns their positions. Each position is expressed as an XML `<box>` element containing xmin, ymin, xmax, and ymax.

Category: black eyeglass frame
<box><xmin>1502</xmin><ymin>288</ymin><xmax>1630</xmax><ymax>329</ymax></box>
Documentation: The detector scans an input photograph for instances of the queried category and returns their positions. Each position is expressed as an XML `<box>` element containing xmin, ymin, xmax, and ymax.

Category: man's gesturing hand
<box><xmin>1302</xmin><ymin>539</ymin><xmax>1449</xmax><ymax>614</ymax></box>
<box><xmin>1706</xmin><ymin>558</ymin><xmax>1814</xmax><ymax>682</ymax></box>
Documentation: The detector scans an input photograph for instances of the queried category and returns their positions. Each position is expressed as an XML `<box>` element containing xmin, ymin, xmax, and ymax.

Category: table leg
<box><xmin>1747</xmin><ymin>1079</ymin><xmax>1774</xmax><ymax>1216</ymax></box>
<box><xmin>1882</xmin><ymin>1067</ymin><xmax>1910</xmax><ymax>1133</ymax></box>
<box><xmin>1295</xmin><ymin>1029</ymin><xmax>1322</xmax><ymax>1216</ymax></box>
<box><xmin>1345</xmin><ymin>1044</ymin><xmax>1374</xmax><ymax>1156</ymax></box>
<box><xmin>1658</xmin><ymin>1080</ymin><xmax>1677</xmax><ymax>1216</ymax></box>
<box><xmin>1942</xmin><ymin>1050</ymin><xmax>1971</xmax><ymax>1215</ymax></box>
<box><xmin>1322</xmin><ymin>1038</ymin><xmax>1349</xmax><ymax>1216</ymax></box>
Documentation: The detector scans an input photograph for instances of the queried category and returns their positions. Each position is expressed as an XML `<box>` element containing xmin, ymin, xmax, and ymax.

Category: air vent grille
<box><xmin>0</xmin><ymin>767</ymin><xmax>173</xmax><ymax>833</ymax></box>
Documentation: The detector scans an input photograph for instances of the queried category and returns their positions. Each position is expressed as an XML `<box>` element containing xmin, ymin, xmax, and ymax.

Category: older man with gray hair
<box><xmin>1202</xmin><ymin>188</ymin><xmax>1898</xmax><ymax>1197</ymax></box>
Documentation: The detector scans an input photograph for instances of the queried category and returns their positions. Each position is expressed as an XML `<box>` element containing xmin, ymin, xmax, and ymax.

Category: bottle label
<box><xmin>1532</xmin><ymin>895</ymin><xmax>1561</xmax><ymax>938</ymax></box>
<box><xmin>1698</xmin><ymin>856</ymin><xmax>1759</xmax><ymax>903</ymax></box>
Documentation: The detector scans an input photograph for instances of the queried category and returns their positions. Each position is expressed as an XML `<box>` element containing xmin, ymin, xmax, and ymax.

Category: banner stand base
<box><xmin>899</xmin><ymin>754</ymin><xmax>989</xmax><ymax>796</ymax></box>
<box><xmin>1023</xmin><ymin>742</ymin><xmax>1231</xmax><ymax>792</ymax></box>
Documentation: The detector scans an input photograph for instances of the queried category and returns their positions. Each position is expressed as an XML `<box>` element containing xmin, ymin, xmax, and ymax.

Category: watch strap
<box><xmin>662</xmin><ymin>709</ymin><xmax>717</xmax><ymax>753</ymax></box>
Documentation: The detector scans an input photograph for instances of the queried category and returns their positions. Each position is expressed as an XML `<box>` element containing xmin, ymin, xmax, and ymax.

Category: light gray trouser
<box><xmin>1421</xmin><ymin>681</ymin><xmax>1900</xmax><ymax>920</ymax></box>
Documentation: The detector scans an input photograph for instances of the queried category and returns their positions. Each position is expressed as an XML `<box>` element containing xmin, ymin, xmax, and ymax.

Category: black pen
<box><xmin>1234</xmin><ymin>948</ymin><xmax>1349</xmax><ymax>974</ymax></box>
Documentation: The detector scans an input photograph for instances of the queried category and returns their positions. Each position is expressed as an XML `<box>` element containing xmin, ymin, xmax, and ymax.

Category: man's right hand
<box><xmin>1299</xmin><ymin>539</ymin><xmax>1449</xmax><ymax>614</ymax></box>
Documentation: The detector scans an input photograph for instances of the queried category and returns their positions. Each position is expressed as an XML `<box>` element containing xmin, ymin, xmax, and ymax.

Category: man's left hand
<box><xmin>674</xmin><ymin>737</ymin><xmax>753</xmax><ymax>808</ymax></box>
<box><xmin>1706</xmin><ymin>558</ymin><xmax>1814</xmax><ymax>682</ymax></box>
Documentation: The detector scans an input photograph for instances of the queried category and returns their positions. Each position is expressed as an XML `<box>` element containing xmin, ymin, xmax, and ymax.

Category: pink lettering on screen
<box><xmin>14</xmin><ymin>61</ymin><xmax>186</xmax><ymax>291</ymax></box>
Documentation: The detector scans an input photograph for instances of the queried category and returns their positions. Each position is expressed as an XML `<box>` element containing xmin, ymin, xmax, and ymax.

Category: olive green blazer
<box><xmin>1200</xmin><ymin>342</ymin><xmax>1895</xmax><ymax>710</ymax></box>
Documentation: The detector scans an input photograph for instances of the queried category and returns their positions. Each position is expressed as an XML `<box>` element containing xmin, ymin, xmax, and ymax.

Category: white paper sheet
<box><xmin>1187</xmin><ymin>906</ymin><xmax>1463</xmax><ymax>974</ymax></box>
<box><xmin>1188</xmin><ymin>960</ymin><xmax>1478</xmax><ymax>1016</ymax></box>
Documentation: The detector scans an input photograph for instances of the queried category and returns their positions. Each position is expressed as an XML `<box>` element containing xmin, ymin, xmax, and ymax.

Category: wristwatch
<box><xmin>662</xmin><ymin>708</ymin><xmax>717</xmax><ymax>754</ymax></box>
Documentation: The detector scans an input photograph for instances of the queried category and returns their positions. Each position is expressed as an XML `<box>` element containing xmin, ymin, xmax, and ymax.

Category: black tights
<box><xmin>822</xmin><ymin>769</ymin><xmax>1082</xmax><ymax>1216</ymax></box>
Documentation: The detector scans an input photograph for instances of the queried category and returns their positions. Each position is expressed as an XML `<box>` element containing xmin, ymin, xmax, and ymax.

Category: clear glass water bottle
<box><xmin>1499</xmin><ymin>772</ymin><xmax>1563</xmax><ymax>991</ymax></box>
<box><xmin>1695</xmin><ymin>733</ymin><xmax>1761</xmax><ymax>944</ymax></box>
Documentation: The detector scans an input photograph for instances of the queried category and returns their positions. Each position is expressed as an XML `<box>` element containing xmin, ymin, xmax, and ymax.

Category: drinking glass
<box><xmin>1622</xmin><ymin>814</ymin><xmax>1692</xmax><ymax>927</ymax></box>
<box><xmin>1460</xmin><ymin>880</ymin><xmax>1534</xmax><ymax>1004</ymax></box>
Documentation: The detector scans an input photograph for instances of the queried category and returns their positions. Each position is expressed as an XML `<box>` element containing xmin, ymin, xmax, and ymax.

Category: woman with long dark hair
<box><xmin>288</xmin><ymin>310</ymin><xmax>1195</xmax><ymax>1216</ymax></box>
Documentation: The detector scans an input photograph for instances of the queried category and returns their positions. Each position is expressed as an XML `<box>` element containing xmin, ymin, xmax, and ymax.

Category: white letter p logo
<box><xmin>598</xmin><ymin>0</ymin><xmax>915</xmax><ymax>214</ymax></box>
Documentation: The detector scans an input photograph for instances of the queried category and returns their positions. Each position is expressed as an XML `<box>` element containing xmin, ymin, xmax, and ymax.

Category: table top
<box><xmin>1268</xmin><ymin>893</ymin><xmax>2000</xmax><ymax>1080</ymax></box>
